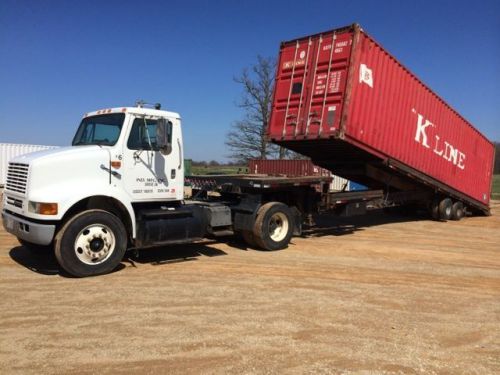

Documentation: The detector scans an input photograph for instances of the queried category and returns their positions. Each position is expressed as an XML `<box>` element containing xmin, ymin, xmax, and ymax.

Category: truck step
<box><xmin>210</xmin><ymin>229</ymin><xmax>234</xmax><ymax>237</ymax></box>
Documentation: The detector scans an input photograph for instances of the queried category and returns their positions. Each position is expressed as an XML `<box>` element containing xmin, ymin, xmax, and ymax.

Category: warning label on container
<box><xmin>328</xmin><ymin>71</ymin><xmax>342</xmax><ymax>93</ymax></box>
<box><xmin>314</xmin><ymin>71</ymin><xmax>342</xmax><ymax>95</ymax></box>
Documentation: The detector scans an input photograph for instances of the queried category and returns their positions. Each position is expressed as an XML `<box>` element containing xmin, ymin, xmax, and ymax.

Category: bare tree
<box><xmin>226</xmin><ymin>56</ymin><xmax>287</xmax><ymax>164</ymax></box>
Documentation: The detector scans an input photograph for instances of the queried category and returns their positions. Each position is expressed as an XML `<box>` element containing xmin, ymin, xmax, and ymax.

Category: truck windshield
<box><xmin>72</xmin><ymin>113</ymin><xmax>125</xmax><ymax>146</ymax></box>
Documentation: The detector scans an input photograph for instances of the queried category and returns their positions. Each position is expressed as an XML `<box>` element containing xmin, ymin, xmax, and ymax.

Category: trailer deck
<box><xmin>186</xmin><ymin>174</ymin><xmax>332</xmax><ymax>190</ymax></box>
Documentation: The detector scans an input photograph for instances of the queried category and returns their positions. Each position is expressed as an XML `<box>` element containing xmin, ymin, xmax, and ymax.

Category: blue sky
<box><xmin>1</xmin><ymin>0</ymin><xmax>499</xmax><ymax>161</ymax></box>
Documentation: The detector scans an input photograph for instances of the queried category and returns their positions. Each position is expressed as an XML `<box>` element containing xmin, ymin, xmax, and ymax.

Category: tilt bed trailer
<box><xmin>2</xmin><ymin>25</ymin><xmax>495</xmax><ymax>278</ymax></box>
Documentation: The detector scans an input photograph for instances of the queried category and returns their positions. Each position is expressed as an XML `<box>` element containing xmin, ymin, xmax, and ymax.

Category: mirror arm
<box><xmin>143</xmin><ymin>117</ymin><xmax>153</xmax><ymax>151</ymax></box>
<box><xmin>177</xmin><ymin>139</ymin><xmax>182</xmax><ymax>169</ymax></box>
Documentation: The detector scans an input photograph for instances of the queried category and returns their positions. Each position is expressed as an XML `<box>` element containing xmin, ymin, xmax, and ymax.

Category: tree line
<box><xmin>191</xmin><ymin>160</ymin><xmax>244</xmax><ymax>167</ymax></box>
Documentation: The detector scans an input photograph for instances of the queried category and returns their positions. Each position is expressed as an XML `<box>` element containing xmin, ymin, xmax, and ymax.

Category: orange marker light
<box><xmin>38</xmin><ymin>203</ymin><xmax>58</xmax><ymax>215</ymax></box>
<box><xmin>29</xmin><ymin>201</ymin><xmax>58</xmax><ymax>215</ymax></box>
<box><xmin>111</xmin><ymin>161</ymin><xmax>121</xmax><ymax>169</ymax></box>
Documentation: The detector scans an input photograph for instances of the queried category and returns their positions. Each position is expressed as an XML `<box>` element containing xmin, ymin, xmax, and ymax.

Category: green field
<box><xmin>190</xmin><ymin>165</ymin><xmax>247</xmax><ymax>176</ymax></box>
<box><xmin>492</xmin><ymin>175</ymin><xmax>500</xmax><ymax>199</ymax></box>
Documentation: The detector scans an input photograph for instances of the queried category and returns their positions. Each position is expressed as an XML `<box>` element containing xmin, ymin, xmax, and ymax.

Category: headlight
<box><xmin>28</xmin><ymin>201</ymin><xmax>58</xmax><ymax>215</ymax></box>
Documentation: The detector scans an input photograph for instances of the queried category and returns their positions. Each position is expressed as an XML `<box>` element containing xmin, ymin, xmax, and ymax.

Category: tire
<box><xmin>430</xmin><ymin>198</ymin><xmax>440</xmax><ymax>220</ymax></box>
<box><xmin>54</xmin><ymin>210</ymin><xmax>127</xmax><ymax>277</ymax></box>
<box><xmin>18</xmin><ymin>238</ymin><xmax>53</xmax><ymax>255</ymax></box>
<box><xmin>438</xmin><ymin>198</ymin><xmax>453</xmax><ymax>221</ymax></box>
<box><xmin>241</xmin><ymin>230</ymin><xmax>257</xmax><ymax>248</ymax></box>
<box><xmin>252</xmin><ymin>202</ymin><xmax>293</xmax><ymax>251</ymax></box>
<box><xmin>450</xmin><ymin>201</ymin><xmax>465</xmax><ymax>221</ymax></box>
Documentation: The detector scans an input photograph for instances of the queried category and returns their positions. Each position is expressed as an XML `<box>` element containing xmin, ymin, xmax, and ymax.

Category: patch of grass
<box><xmin>191</xmin><ymin>165</ymin><xmax>247</xmax><ymax>175</ymax></box>
<box><xmin>492</xmin><ymin>175</ymin><xmax>500</xmax><ymax>199</ymax></box>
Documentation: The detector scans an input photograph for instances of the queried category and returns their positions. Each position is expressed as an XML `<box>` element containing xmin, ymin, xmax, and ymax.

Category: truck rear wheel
<box><xmin>54</xmin><ymin>210</ymin><xmax>127</xmax><ymax>277</ymax></box>
<box><xmin>252</xmin><ymin>202</ymin><xmax>293</xmax><ymax>251</ymax></box>
<box><xmin>450</xmin><ymin>201</ymin><xmax>465</xmax><ymax>220</ymax></box>
<box><xmin>438</xmin><ymin>198</ymin><xmax>453</xmax><ymax>221</ymax></box>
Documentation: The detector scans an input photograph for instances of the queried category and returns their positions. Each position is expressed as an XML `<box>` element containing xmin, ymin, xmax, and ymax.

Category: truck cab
<box><xmin>2</xmin><ymin>105</ymin><xmax>186</xmax><ymax>274</ymax></box>
<box><xmin>2</xmin><ymin>104</ymin><xmax>300</xmax><ymax>277</ymax></box>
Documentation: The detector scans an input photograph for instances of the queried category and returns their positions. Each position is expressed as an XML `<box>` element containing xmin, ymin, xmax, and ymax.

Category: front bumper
<box><xmin>2</xmin><ymin>210</ymin><xmax>56</xmax><ymax>245</ymax></box>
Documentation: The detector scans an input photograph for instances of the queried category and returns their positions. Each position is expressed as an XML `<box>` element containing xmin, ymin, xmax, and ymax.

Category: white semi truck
<box><xmin>4</xmin><ymin>103</ymin><xmax>379</xmax><ymax>277</ymax></box>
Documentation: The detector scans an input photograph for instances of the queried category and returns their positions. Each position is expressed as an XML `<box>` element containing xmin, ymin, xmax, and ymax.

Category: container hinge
<box><xmin>282</xmin><ymin>40</ymin><xmax>300</xmax><ymax>138</ymax></box>
<box><xmin>294</xmin><ymin>37</ymin><xmax>312</xmax><ymax>137</ymax></box>
<box><xmin>305</xmin><ymin>34</ymin><xmax>323</xmax><ymax>137</ymax></box>
<box><xmin>318</xmin><ymin>31</ymin><xmax>337</xmax><ymax>137</ymax></box>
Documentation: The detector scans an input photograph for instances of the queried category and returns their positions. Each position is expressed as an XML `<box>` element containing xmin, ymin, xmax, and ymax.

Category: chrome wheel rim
<box><xmin>269</xmin><ymin>212</ymin><xmax>288</xmax><ymax>242</ymax></box>
<box><xmin>74</xmin><ymin>224</ymin><xmax>115</xmax><ymax>265</ymax></box>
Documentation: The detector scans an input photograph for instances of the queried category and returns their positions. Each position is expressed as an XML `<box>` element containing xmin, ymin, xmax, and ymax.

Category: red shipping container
<box><xmin>268</xmin><ymin>24</ymin><xmax>494</xmax><ymax>213</ymax></box>
<box><xmin>248</xmin><ymin>159</ymin><xmax>330</xmax><ymax>177</ymax></box>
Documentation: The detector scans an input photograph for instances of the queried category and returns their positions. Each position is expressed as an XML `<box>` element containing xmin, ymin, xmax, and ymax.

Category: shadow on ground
<box><xmin>9</xmin><ymin>240</ymin><xmax>234</xmax><ymax>277</ymax></box>
<box><xmin>123</xmin><ymin>241</ymin><xmax>229</xmax><ymax>267</ymax></box>
<box><xmin>9</xmin><ymin>246</ymin><xmax>67</xmax><ymax>276</ymax></box>
<box><xmin>9</xmin><ymin>208</ymin><xmax>427</xmax><ymax>276</ymax></box>
<box><xmin>303</xmin><ymin>208</ymin><xmax>428</xmax><ymax>237</ymax></box>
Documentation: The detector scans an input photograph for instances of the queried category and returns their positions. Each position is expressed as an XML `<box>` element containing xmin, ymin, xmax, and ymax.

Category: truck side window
<box><xmin>127</xmin><ymin>118</ymin><xmax>172</xmax><ymax>150</ymax></box>
<box><xmin>128</xmin><ymin>118</ymin><xmax>173</xmax><ymax>150</ymax></box>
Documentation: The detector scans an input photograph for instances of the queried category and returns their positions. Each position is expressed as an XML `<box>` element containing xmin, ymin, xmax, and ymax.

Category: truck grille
<box><xmin>6</xmin><ymin>196</ymin><xmax>23</xmax><ymax>208</ymax></box>
<box><xmin>6</xmin><ymin>162</ymin><xmax>29</xmax><ymax>194</ymax></box>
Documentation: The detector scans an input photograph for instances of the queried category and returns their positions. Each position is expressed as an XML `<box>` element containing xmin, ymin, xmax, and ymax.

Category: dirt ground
<box><xmin>0</xmin><ymin>201</ymin><xmax>499</xmax><ymax>374</ymax></box>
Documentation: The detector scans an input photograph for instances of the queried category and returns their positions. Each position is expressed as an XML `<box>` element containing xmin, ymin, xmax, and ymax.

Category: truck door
<box><xmin>122</xmin><ymin>115</ymin><xmax>182</xmax><ymax>201</ymax></box>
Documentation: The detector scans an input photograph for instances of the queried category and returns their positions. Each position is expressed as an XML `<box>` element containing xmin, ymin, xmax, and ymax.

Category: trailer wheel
<box><xmin>438</xmin><ymin>198</ymin><xmax>453</xmax><ymax>221</ymax></box>
<box><xmin>450</xmin><ymin>201</ymin><xmax>465</xmax><ymax>221</ymax></box>
<box><xmin>253</xmin><ymin>202</ymin><xmax>293</xmax><ymax>251</ymax></box>
<box><xmin>430</xmin><ymin>198</ymin><xmax>440</xmax><ymax>220</ymax></box>
<box><xmin>54</xmin><ymin>210</ymin><xmax>127</xmax><ymax>277</ymax></box>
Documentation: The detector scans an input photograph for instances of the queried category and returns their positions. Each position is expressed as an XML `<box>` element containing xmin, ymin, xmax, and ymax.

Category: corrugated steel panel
<box><xmin>330</xmin><ymin>174</ymin><xmax>349</xmax><ymax>191</ymax></box>
<box><xmin>268</xmin><ymin>24</ymin><xmax>494</xmax><ymax>211</ymax></box>
<box><xmin>248</xmin><ymin>159</ymin><xmax>330</xmax><ymax>177</ymax></box>
<box><xmin>0</xmin><ymin>143</ymin><xmax>58</xmax><ymax>186</ymax></box>
<box><xmin>248</xmin><ymin>159</ymin><xmax>349</xmax><ymax>191</ymax></box>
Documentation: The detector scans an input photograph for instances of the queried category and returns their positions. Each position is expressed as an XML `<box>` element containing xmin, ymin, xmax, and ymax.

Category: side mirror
<box><xmin>156</xmin><ymin>118</ymin><xmax>172</xmax><ymax>155</ymax></box>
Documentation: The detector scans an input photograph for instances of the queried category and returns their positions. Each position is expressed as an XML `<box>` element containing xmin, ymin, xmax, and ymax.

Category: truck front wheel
<box><xmin>253</xmin><ymin>202</ymin><xmax>294</xmax><ymax>251</ymax></box>
<box><xmin>54</xmin><ymin>210</ymin><xmax>127</xmax><ymax>277</ymax></box>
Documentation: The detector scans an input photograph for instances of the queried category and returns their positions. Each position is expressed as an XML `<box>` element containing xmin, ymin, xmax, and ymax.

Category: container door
<box><xmin>301</xmin><ymin>32</ymin><xmax>352</xmax><ymax>138</ymax></box>
<box><xmin>269</xmin><ymin>29</ymin><xmax>354</xmax><ymax>140</ymax></box>
<box><xmin>272</xmin><ymin>38</ymin><xmax>314</xmax><ymax>138</ymax></box>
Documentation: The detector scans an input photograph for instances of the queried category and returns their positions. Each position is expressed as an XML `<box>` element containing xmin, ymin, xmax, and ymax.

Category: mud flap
<box><xmin>290</xmin><ymin>206</ymin><xmax>302</xmax><ymax>236</ymax></box>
